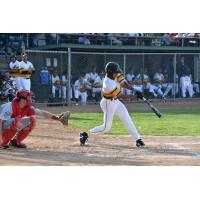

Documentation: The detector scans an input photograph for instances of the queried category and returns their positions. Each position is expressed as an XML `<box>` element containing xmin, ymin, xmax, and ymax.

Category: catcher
<box><xmin>0</xmin><ymin>90</ymin><xmax>70</xmax><ymax>149</ymax></box>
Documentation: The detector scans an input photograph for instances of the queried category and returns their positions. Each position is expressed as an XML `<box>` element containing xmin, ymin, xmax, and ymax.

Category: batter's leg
<box><xmin>89</xmin><ymin>99</ymin><xmax>117</xmax><ymax>134</ymax></box>
<box><xmin>115</xmin><ymin>100</ymin><xmax>140</xmax><ymax>141</ymax></box>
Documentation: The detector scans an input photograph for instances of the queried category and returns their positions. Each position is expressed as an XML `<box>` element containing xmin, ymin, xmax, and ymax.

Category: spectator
<box><xmin>78</xmin><ymin>34</ymin><xmax>91</xmax><ymax>45</ymax></box>
<box><xmin>108</xmin><ymin>33</ymin><xmax>122</xmax><ymax>45</ymax></box>
<box><xmin>51</xmin><ymin>70</ymin><xmax>61</xmax><ymax>99</ymax></box>
<box><xmin>162</xmin><ymin>33</ymin><xmax>171</xmax><ymax>46</ymax></box>
<box><xmin>126</xmin><ymin>33</ymin><xmax>139</xmax><ymax>45</ymax></box>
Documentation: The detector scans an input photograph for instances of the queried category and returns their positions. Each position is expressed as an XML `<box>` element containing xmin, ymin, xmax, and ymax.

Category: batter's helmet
<box><xmin>105</xmin><ymin>62</ymin><xmax>122</xmax><ymax>78</ymax></box>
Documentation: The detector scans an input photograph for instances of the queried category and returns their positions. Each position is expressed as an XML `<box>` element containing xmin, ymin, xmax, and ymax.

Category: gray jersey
<box><xmin>0</xmin><ymin>102</ymin><xmax>13</xmax><ymax>120</ymax></box>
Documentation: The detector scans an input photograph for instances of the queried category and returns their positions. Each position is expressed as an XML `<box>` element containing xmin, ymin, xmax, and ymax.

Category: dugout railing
<box><xmin>25</xmin><ymin>49</ymin><xmax>200</xmax><ymax>105</ymax></box>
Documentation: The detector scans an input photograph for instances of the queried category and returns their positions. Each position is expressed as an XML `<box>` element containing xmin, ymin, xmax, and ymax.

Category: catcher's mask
<box><xmin>105</xmin><ymin>62</ymin><xmax>122</xmax><ymax>79</ymax></box>
<box><xmin>16</xmin><ymin>90</ymin><xmax>32</xmax><ymax>106</ymax></box>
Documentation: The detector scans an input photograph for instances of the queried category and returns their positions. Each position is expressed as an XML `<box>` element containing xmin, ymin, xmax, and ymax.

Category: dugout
<box><xmin>25</xmin><ymin>44</ymin><xmax>200</xmax><ymax>103</ymax></box>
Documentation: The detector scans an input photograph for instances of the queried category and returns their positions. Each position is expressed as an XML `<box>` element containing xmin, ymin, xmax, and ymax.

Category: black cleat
<box><xmin>0</xmin><ymin>144</ymin><xmax>10</xmax><ymax>149</ymax></box>
<box><xmin>136</xmin><ymin>139</ymin><xmax>145</xmax><ymax>148</ymax></box>
<box><xmin>80</xmin><ymin>132</ymin><xmax>88</xmax><ymax>145</ymax></box>
<box><xmin>9</xmin><ymin>139</ymin><xmax>27</xmax><ymax>148</ymax></box>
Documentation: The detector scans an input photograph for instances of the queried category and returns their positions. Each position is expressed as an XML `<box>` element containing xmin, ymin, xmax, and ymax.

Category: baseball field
<box><xmin>0</xmin><ymin>99</ymin><xmax>200</xmax><ymax>166</ymax></box>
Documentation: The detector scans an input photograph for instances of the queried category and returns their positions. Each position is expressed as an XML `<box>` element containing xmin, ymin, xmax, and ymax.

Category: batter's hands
<box><xmin>135</xmin><ymin>91</ymin><xmax>143</xmax><ymax>100</ymax></box>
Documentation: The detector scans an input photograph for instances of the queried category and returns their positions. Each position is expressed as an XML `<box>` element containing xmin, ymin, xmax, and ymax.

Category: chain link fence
<box><xmin>25</xmin><ymin>50</ymin><xmax>200</xmax><ymax>104</ymax></box>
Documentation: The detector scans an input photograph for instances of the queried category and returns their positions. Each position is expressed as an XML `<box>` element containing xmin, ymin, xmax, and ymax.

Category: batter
<box><xmin>80</xmin><ymin>62</ymin><xmax>145</xmax><ymax>148</ymax></box>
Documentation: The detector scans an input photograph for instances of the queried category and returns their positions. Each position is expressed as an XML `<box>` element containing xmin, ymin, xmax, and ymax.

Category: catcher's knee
<box><xmin>21</xmin><ymin>116</ymin><xmax>36</xmax><ymax>131</ymax></box>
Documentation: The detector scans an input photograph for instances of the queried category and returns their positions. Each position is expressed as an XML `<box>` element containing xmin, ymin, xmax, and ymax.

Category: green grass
<box><xmin>69</xmin><ymin>107</ymin><xmax>200</xmax><ymax>136</ymax></box>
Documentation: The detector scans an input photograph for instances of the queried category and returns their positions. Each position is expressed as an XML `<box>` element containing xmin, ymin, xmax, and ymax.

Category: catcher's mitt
<box><xmin>58</xmin><ymin>111</ymin><xmax>71</xmax><ymax>126</ymax></box>
<box><xmin>93</xmin><ymin>83</ymin><xmax>102</xmax><ymax>88</ymax></box>
<box><xmin>80</xmin><ymin>86</ymin><xmax>87</xmax><ymax>92</ymax></box>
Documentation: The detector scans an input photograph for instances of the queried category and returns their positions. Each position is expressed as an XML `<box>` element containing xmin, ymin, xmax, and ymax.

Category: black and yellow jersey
<box><xmin>102</xmin><ymin>75</ymin><xmax>122</xmax><ymax>99</ymax></box>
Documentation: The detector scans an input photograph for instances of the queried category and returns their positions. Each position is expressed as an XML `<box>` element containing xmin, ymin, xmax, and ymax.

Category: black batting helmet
<box><xmin>105</xmin><ymin>62</ymin><xmax>121</xmax><ymax>78</ymax></box>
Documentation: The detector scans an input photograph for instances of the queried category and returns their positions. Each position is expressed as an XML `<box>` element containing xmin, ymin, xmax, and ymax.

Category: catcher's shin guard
<box><xmin>1</xmin><ymin>119</ymin><xmax>18</xmax><ymax>146</ymax></box>
<box><xmin>14</xmin><ymin>116</ymin><xmax>36</xmax><ymax>144</ymax></box>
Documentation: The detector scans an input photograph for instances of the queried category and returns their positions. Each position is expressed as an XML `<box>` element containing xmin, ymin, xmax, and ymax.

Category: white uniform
<box><xmin>124</xmin><ymin>73</ymin><xmax>135</xmax><ymax>95</ymax></box>
<box><xmin>9</xmin><ymin>60</ymin><xmax>21</xmax><ymax>90</ymax></box>
<box><xmin>162</xmin><ymin>73</ymin><xmax>179</xmax><ymax>97</ymax></box>
<box><xmin>19</xmin><ymin>61</ymin><xmax>34</xmax><ymax>91</ymax></box>
<box><xmin>51</xmin><ymin>75</ymin><xmax>61</xmax><ymax>98</ymax></box>
<box><xmin>61</xmin><ymin>75</ymin><xmax>72</xmax><ymax>100</ymax></box>
<box><xmin>152</xmin><ymin>72</ymin><xmax>164</xmax><ymax>97</ymax></box>
<box><xmin>133</xmin><ymin>73</ymin><xmax>150</xmax><ymax>93</ymax></box>
<box><xmin>88</xmin><ymin>74</ymin><xmax>141</xmax><ymax>141</ymax></box>
<box><xmin>193</xmin><ymin>83</ymin><xmax>200</xmax><ymax>94</ymax></box>
<box><xmin>74</xmin><ymin>79</ymin><xmax>88</xmax><ymax>105</ymax></box>
<box><xmin>89</xmin><ymin>72</ymin><xmax>99</xmax><ymax>82</ymax></box>
<box><xmin>61</xmin><ymin>75</ymin><xmax>67</xmax><ymax>100</ymax></box>
<box><xmin>92</xmin><ymin>76</ymin><xmax>103</xmax><ymax>93</ymax></box>
<box><xmin>180</xmin><ymin>75</ymin><xmax>194</xmax><ymax>97</ymax></box>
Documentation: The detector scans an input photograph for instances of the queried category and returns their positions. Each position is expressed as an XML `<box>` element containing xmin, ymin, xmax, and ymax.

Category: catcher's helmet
<box><xmin>17</xmin><ymin>90</ymin><xmax>31</xmax><ymax>99</ymax></box>
<box><xmin>17</xmin><ymin>90</ymin><xmax>32</xmax><ymax>106</ymax></box>
<box><xmin>105</xmin><ymin>62</ymin><xmax>121</xmax><ymax>78</ymax></box>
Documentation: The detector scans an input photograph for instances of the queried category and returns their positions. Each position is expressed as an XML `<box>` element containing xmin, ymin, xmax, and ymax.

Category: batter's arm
<box><xmin>120</xmin><ymin>80</ymin><xmax>134</xmax><ymax>91</ymax></box>
<box><xmin>120</xmin><ymin>80</ymin><xmax>143</xmax><ymax>99</ymax></box>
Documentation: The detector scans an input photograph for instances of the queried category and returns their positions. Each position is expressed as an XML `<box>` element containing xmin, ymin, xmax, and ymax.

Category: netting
<box><xmin>25</xmin><ymin>50</ymin><xmax>200</xmax><ymax>104</ymax></box>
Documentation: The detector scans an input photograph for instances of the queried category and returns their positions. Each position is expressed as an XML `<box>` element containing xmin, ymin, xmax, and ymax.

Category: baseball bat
<box><xmin>142</xmin><ymin>97</ymin><xmax>162</xmax><ymax>118</ymax></box>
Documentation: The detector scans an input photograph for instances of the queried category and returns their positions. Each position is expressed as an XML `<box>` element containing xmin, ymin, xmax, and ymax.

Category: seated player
<box><xmin>74</xmin><ymin>75</ymin><xmax>90</xmax><ymax>105</ymax></box>
<box><xmin>51</xmin><ymin>70</ymin><xmax>61</xmax><ymax>99</ymax></box>
<box><xmin>92</xmin><ymin>72</ymin><xmax>105</xmax><ymax>103</ymax></box>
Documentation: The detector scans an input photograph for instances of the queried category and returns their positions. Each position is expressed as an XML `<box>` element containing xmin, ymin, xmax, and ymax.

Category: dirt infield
<box><xmin>0</xmin><ymin>99</ymin><xmax>200</xmax><ymax>166</ymax></box>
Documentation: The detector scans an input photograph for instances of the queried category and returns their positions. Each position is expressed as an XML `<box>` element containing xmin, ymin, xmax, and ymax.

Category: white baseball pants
<box><xmin>89</xmin><ymin>98</ymin><xmax>140</xmax><ymax>141</ymax></box>
<box><xmin>52</xmin><ymin>85</ymin><xmax>61</xmax><ymax>98</ymax></box>
<box><xmin>20</xmin><ymin>78</ymin><xmax>31</xmax><ymax>91</ymax></box>
<box><xmin>180</xmin><ymin>76</ymin><xmax>194</xmax><ymax>97</ymax></box>
<box><xmin>74</xmin><ymin>90</ymin><xmax>87</xmax><ymax>105</ymax></box>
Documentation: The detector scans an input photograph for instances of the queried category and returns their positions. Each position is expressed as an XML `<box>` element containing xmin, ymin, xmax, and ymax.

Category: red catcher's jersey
<box><xmin>11</xmin><ymin>98</ymin><xmax>35</xmax><ymax>118</ymax></box>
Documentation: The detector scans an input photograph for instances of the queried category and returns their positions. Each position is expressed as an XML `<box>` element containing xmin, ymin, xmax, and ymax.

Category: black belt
<box><xmin>103</xmin><ymin>96</ymin><xmax>118</xmax><ymax>101</ymax></box>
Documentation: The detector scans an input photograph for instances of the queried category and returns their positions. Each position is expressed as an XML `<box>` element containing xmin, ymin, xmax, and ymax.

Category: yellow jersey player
<box><xmin>80</xmin><ymin>62</ymin><xmax>145</xmax><ymax>148</ymax></box>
